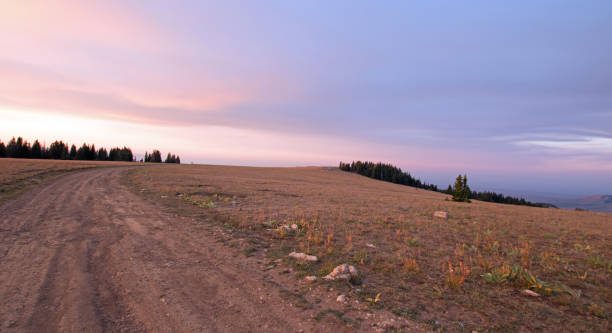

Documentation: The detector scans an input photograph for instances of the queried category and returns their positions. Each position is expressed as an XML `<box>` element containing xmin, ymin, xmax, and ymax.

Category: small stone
<box><xmin>433</xmin><ymin>211</ymin><xmax>448</xmax><ymax>219</ymax></box>
<box><xmin>305</xmin><ymin>276</ymin><xmax>317</xmax><ymax>282</ymax></box>
<box><xmin>366</xmin><ymin>243</ymin><xmax>376</xmax><ymax>248</ymax></box>
<box><xmin>521</xmin><ymin>289</ymin><xmax>541</xmax><ymax>297</ymax></box>
<box><xmin>291</xmin><ymin>224</ymin><xmax>298</xmax><ymax>230</ymax></box>
<box><xmin>324</xmin><ymin>264</ymin><xmax>358</xmax><ymax>281</ymax></box>
<box><xmin>336</xmin><ymin>294</ymin><xmax>347</xmax><ymax>303</ymax></box>
<box><xmin>288</xmin><ymin>252</ymin><xmax>318</xmax><ymax>262</ymax></box>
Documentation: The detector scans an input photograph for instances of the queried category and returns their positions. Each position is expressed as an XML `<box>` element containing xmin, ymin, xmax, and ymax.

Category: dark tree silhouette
<box><xmin>339</xmin><ymin>161</ymin><xmax>438</xmax><ymax>191</ymax></box>
<box><xmin>120</xmin><ymin>147</ymin><xmax>134</xmax><ymax>161</ymax></box>
<box><xmin>0</xmin><ymin>136</ymin><xmax>150</xmax><ymax>164</ymax></box>
<box><xmin>145</xmin><ymin>150</ymin><xmax>162</xmax><ymax>163</ymax></box>
<box><xmin>109</xmin><ymin>148</ymin><xmax>121</xmax><ymax>161</ymax></box>
<box><xmin>108</xmin><ymin>147</ymin><xmax>133</xmax><ymax>161</ymax></box>
<box><xmin>341</xmin><ymin>161</ymin><xmax>554</xmax><ymax>208</ymax></box>
<box><xmin>0</xmin><ymin>141</ymin><xmax>6</xmax><ymax>157</ymax></box>
<box><xmin>6</xmin><ymin>137</ymin><xmax>31</xmax><ymax>158</ymax></box>
<box><xmin>76</xmin><ymin>143</ymin><xmax>92</xmax><ymax>160</ymax></box>
<box><xmin>164</xmin><ymin>153</ymin><xmax>181</xmax><ymax>164</ymax></box>
<box><xmin>467</xmin><ymin>189</ymin><xmax>553</xmax><ymax>208</ymax></box>
<box><xmin>69</xmin><ymin>145</ymin><xmax>77</xmax><ymax>160</ymax></box>
<box><xmin>31</xmin><ymin>140</ymin><xmax>43</xmax><ymax>159</ymax></box>
<box><xmin>48</xmin><ymin>140</ymin><xmax>68</xmax><ymax>159</ymax></box>
<box><xmin>97</xmin><ymin>147</ymin><xmax>108</xmax><ymax>161</ymax></box>
<box><xmin>90</xmin><ymin>144</ymin><xmax>97</xmax><ymax>160</ymax></box>
<box><xmin>447</xmin><ymin>174</ymin><xmax>554</xmax><ymax>208</ymax></box>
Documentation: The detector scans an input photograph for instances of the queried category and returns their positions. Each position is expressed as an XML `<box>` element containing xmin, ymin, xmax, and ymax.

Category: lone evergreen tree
<box><xmin>462</xmin><ymin>174</ymin><xmax>471</xmax><ymax>202</ymax></box>
<box><xmin>452</xmin><ymin>174</ymin><xmax>464</xmax><ymax>201</ymax></box>
<box><xmin>452</xmin><ymin>174</ymin><xmax>471</xmax><ymax>202</ymax></box>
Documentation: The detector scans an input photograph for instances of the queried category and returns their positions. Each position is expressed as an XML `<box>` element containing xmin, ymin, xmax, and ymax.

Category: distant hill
<box><xmin>552</xmin><ymin>195</ymin><xmax>612</xmax><ymax>213</ymax></box>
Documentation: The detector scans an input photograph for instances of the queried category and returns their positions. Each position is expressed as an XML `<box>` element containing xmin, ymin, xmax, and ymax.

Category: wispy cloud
<box><xmin>516</xmin><ymin>136</ymin><xmax>612</xmax><ymax>155</ymax></box>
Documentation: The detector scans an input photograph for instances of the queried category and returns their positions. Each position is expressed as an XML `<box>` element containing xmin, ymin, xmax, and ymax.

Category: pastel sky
<box><xmin>1</xmin><ymin>1</ymin><xmax>611</xmax><ymax>198</ymax></box>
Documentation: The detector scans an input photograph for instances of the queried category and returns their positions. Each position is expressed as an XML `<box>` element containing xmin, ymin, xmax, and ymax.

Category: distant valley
<box><xmin>551</xmin><ymin>195</ymin><xmax>612</xmax><ymax>213</ymax></box>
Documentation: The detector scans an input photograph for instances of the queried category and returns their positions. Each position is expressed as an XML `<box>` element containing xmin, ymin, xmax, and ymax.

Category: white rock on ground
<box><xmin>521</xmin><ymin>289</ymin><xmax>541</xmax><ymax>297</ymax></box>
<box><xmin>291</xmin><ymin>224</ymin><xmax>298</xmax><ymax>230</ymax></box>
<box><xmin>366</xmin><ymin>243</ymin><xmax>376</xmax><ymax>248</ymax></box>
<box><xmin>288</xmin><ymin>252</ymin><xmax>318</xmax><ymax>262</ymax></box>
<box><xmin>305</xmin><ymin>276</ymin><xmax>317</xmax><ymax>282</ymax></box>
<box><xmin>324</xmin><ymin>264</ymin><xmax>358</xmax><ymax>281</ymax></box>
<box><xmin>433</xmin><ymin>211</ymin><xmax>449</xmax><ymax>219</ymax></box>
<box><xmin>336</xmin><ymin>294</ymin><xmax>347</xmax><ymax>303</ymax></box>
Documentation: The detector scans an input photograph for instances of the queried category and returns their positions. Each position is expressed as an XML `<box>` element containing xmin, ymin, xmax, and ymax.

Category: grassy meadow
<box><xmin>127</xmin><ymin>164</ymin><xmax>611</xmax><ymax>332</ymax></box>
<box><xmin>1</xmin><ymin>159</ymin><xmax>609</xmax><ymax>331</ymax></box>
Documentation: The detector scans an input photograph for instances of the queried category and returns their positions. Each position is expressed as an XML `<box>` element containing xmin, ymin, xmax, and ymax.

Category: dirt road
<box><xmin>0</xmin><ymin>167</ymin><xmax>360</xmax><ymax>332</ymax></box>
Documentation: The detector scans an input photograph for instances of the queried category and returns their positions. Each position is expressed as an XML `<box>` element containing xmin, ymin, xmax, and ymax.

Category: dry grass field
<box><xmin>129</xmin><ymin>164</ymin><xmax>611</xmax><ymax>332</ymax></box>
<box><xmin>0</xmin><ymin>158</ymin><xmax>133</xmax><ymax>203</ymax></box>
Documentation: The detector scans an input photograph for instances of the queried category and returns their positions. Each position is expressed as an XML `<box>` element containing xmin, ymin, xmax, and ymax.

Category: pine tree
<box><xmin>97</xmin><ymin>147</ymin><xmax>108</xmax><ymax>160</ymax></box>
<box><xmin>120</xmin><ymin>147</ymin><xmax>133</xmax><ymax>161</ymax></box>
<box><xmin>150</xmin><ymin>150</ymin><xmax>162</xmax><ymax>163</ymax></box>
<box><xmin>0</xmin><ymin>141</ymin><xmax>6</xmax><ymax>157</ymax></box>
<box><xmin>109</xmin><ymin>148</ymin><xmax>121</xmax><ymax>161</ymax></box>
<box><xmin>76</xmin><ymin>143</ymin><xmax>90</xmax><ymax>160</ymax></box>
<box><xmin>48</xmin><ymin>140</ymin><xmax>66</xmax><ymax>159</ymax></box>
<box><xmin>69</xmin><ymin>145</ymin><xmax>77</xmax><ymax>160</ymax></box>
<box><xmin>452</xmin><ymin>174</ymin><xmax>464</xmax><ymax>201</ymax></box>
<box><xmin>90</xmin><ymin>144</ymin><xmax>97</xmax><ymax>160</ymax></box>
<box><xmin>462</xmin><ymin>174</ymin><xmax>471</xmax><ymax>202</ymax></box>
<box><xmin>31</xmin><ymin>140</ymin><xmax>42</xmax><ymax>159</ymax></box>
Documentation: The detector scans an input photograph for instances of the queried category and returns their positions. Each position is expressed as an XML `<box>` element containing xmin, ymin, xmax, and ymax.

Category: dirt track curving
<box><xmin>0</xmin><ymin>167</ymin><xmax>360</xmax><ymax>332</ymax></box>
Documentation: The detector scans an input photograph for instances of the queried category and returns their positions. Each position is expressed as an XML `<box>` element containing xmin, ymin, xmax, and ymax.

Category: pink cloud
<box><xmin>0</xmin><ymin>1</ymin><xmax>166</xmax><ymax>53</ymax></box>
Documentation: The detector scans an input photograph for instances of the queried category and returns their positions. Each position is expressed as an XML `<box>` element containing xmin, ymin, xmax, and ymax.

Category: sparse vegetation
<box><xmin>129</xmin><ymin>164</ymin><xmax>612</xmax><ymax>332</ymax></box>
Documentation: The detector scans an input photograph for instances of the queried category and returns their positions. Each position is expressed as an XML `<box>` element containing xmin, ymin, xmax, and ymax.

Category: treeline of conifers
<box><xmin>339</xmin><ymin>160</ymin><xmax>555</xmax><ymax>208</ymax></box>
<box><xmin>466</xmin><ymin>190</ymin><xmax>555</xmax><ymax>208</ymax></box>
<box><xmin>144</xmin><ymin>150</ymin><xmax>180</xmax><ymax>164</ymax></box>
<box><xmin>0</xmin><ymin>136</ymin><xmax>180</xmax><ymax>164</ymax></box>
<box><xmin>339</xmin><ymin>161</ymin><xmax>439</xmax><ymax>191</ymax></box>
